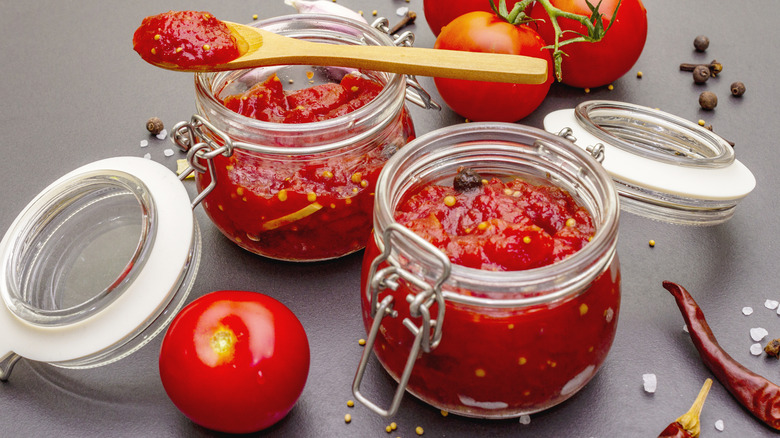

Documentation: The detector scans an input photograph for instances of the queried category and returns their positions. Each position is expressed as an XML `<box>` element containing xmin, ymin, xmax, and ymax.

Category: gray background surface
<box><xmin>0</xmin><ymin>0</ymin><xmax>778</xmax><ymax>436</ymax></box>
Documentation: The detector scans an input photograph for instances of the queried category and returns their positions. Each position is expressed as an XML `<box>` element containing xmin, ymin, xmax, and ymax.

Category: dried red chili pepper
<box><xmin>663</xmin><ymin>281</ymin><xmax>780</xmax><ymax>430</ymax></box>
<box><xmin>657</xmin><ymin>379</ymin><xmax>712</xmax><ymax>438</ymax></box>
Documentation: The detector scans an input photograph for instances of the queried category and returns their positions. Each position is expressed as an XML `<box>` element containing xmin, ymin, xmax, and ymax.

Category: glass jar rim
<box><xmin>372</xmin><ymin>122</ymin><xmax>620</xmax><ymax>307</ymax></box>
<box><xmin>192</xmin><ymin>13</ymin><xmax>408</xmax><ymax>155</ymax></box>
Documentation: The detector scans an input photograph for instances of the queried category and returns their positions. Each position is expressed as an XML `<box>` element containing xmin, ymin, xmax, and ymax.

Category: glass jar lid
<box><xmin>543</xmin><ymin>100</ymin><xmax>756</xmax><ymax>225</ymax></box>
<box><xmin>0</xmin><ymin>157</ymin><xmax>199</xmax><ymax>377</ymax></box>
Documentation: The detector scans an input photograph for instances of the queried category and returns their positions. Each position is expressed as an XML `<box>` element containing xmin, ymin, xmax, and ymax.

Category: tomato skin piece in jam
<box><xmin>133</xmin><ymin>11</ymin><xmax>241</xmax><ymax>68</ymax></box>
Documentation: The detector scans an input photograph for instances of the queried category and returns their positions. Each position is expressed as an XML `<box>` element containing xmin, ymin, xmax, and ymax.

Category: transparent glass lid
<box><xmin>0</xmin><ymin>157</ymin><xmax>198</xmax><ymax>375</ymax></box>
<box><xmin>543</xmin><ymin>100</ymin><xmax>756</xmax><ymax>225</ymax></box>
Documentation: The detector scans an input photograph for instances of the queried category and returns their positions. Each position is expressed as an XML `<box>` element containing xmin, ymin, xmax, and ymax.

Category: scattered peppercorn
<box><xmin>698</xmin><ymin>91</ymin><xmax>717</xmax><ymax>110</ymax></box>
<box><xmin>453</xmin><ymin>167</ymin><xmax>482</xmax><ymax>192</ymax></box>
<box><xmin>765</xmin><ymin>339</ymin><xmax>780</xmax><ymax>358</ymax></box>
<box><xmin>730</xmin><ymin>81</ymin><xmax>746</xmax><ymax>97</ymax></box>
<box><xmin>146</xmin><ymin>117</ymin><xmax>164</xmax><ymax>135</ymax></box>
<box><xmin>692</xmin><ymin>65</ymin><xmax>710</xmax><ymax>84</ymax></box>
<box><xmin>693</xmin><ymin>35</ymin><xmax>710</xmax><ymax>52</ymax></box>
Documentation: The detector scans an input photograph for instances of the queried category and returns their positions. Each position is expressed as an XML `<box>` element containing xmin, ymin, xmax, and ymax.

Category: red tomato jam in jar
<box><xmin>354</xmin><ymin>122</ymin><xmax>621</xmax><ymax>419</ymax></box>
<box><xmin>172</xmin><ymin>14</ymin><xmax>426</xmax><ymax>261</ymax></box>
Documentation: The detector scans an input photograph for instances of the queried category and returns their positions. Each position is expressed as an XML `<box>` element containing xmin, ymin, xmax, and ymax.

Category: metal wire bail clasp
<box><xmin>557</xmin><ymin>127</ymin><xmax>605</xmax><ymax>163</ymax></box>
<box><xmin>352</xmin><ymin>224</ymin><xmax>451</xmax><ymax>417</ymax></box>
<box><xmin>171</xmin><ymin>115</ymin><xmax>235</xmax><ymax>208</ymax></box>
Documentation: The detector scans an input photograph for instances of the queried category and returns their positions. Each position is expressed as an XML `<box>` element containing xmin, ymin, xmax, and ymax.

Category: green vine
<box><xmin>490</xmin><ymin>0</ymin><xmax>622</xmax><ymax>82</ymax></box>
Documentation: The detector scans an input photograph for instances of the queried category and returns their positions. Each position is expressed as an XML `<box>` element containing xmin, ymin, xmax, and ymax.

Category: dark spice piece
<box><xmin>766</xmin><ymin>339</ymin><xmax>780</xmax><ymax>358</ymax></box>
<box><xmin>663</xmin><ymin>281</ymin><xmax>780</xmax><ymax>430</ymax></box>
<box><xmin>389</xmin><ymin>10</ymin><xmax>417</xmax><ymax>34</ymax></box>
<box><xmin>698</xmin><ymin>91</ymin><xmax>717</xmax><ymax>110</ymax></box>
<box><xmin>692</xmin><ymin>65</ymin><xmax>710</xmax><ymax>84</ymax></box>
<box><xmin>453</xmin><ymin>167</ymin><xmax>482</xmax><ymax>192</ymax></box>
<box><xmin>657</xmin><ymin>379</ymin><xmax>712</xmax><ymax>438</ymax></box>
<box><xmin>146</xmin><ymin>117</ymin><xmax>164</xmax><ymax>135</ymax></box>
<box><xmin>680</xmin><ymin>60</ymin><xmax>722</xmax><ymax>77</ymax></box>
<box><xmin>693</xmin><ymin>35</ymin><xmax>710</xmax><ymax>52</ymax></box>
<box><xmin>730</xmin><ymin>81</ymin><xmax>746</xmax><ymax>97</ymax></box>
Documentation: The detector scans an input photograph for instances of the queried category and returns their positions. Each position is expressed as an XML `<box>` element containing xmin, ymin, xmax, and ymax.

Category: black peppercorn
<box><xmin>730</xmin><ymin>81</ymin><xmax>746</xmax><ymax>97</ymax></box>
<box><xmin>693</xmin><ymin>35</ymin><xmax>709</xmax><ymax>52</ymax></box>
<box><xmin>692</xmin><ymin>65</ymin><xmax>710</xmax><ymax>84</ymax></box>
<box><xmin>453</xmin><ymin>167</ymin><xmax>482</xmax><ymax>192</ymax></box>
<box><xmin>699</xmin><ymin>91</ymin><xmax>718</xmax><ymax>110</ymax></box>
<box><xmin>146</xmin><ymin>117</ymin><xmax>164</xmax><ymax>135</ymax></box>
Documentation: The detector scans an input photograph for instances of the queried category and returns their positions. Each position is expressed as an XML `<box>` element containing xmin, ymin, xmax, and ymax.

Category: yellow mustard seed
<box><xmin>608</xmin><ymin>84</ymin><xmax>615</xmax><ymax>90</ymax></box>
<box><xmin>352</xmin><ymin>188</ymin><xmax>359</xmax><ymax>193</ymax></box>
<box><xmin>360</xmin><ymin>180</ymin><xmax>368</xmax><ymax>188</ymax></box>
<box><xmin>345</xmin><ymin>414</ymin><xmax>352</xmax><ymax>423</ymax></box>
<box><xmin>416</xmin><ymin>426</ymin><xmax>424</xmax><ymax>435</ymax></box>
<box><xmin>477</xmin><ymin>221</ymin><xmax>489</xmax><ymax>231</ymax></box>
<box><xmin>347</xmin><ymin>400</ymin><xmax>355</xmax><ymax>407</ymax></box>
<box><xmin>372</xmin><ymin>10</ymin><xmax>378</xmax><ymax>15</ymax></box>
<box><xmin>252</xmin><ymin>14</ymin><xmax>258</xmax><ymax>20</ymax></box>
<box><xmin>475</xmin><ymin>368</ymin><xmax>486</xmax><ymax>378</ymax></box>
<box><xmin>522</xmin><ymin>236</ymin><xmax>532</xmax><ymax>244</ymax></box>
<box><xmin>698</xmin><ymin>119</ymin><xmax>706</xmax><ymax>126</ymax></box>
<box><xmin>358</xmin><ymin>10</ymin><xmax>364</xmax><ymax>16</ymax></box>
<box><xmin>345</xmin><ymin>198</ymin><xmax>352</xmax><ymax>205</ymax></box>
<box><xmin>278</xmin><ymin>189</ymin><xmax>288</xmax><ymax>202</ymax></box>
<box><xmin>308</xmin><ymin>192</ymin><xmax>317</xmax><ymax>202</ymax></box>
<box><xmin>236</xmin><ymin>187</ymin><xmax>244</xmax><ymax>196</ymax></box>
<box><xmin>518</xmin><ymin>356</ymin><xmax>527</xmax><ymax>365</ymax></box>
<box><xmin>440</xmin><ymin>410</ymin><xmax>449</xmax><ymax>417</ymax></box>
<box><xmin>203</xmin><ymin>44</ymin><xmax>211</xmax><ymax>51</ymax></box>
<box><xmin>386</xmin><ymin>425</ymin><xmax>392</xmax><ymax>433</ymax></box>
<box><xmin>636</xmin><ymin>71</ymin><xmax>643</xmax><ymax>78</ymax></box>
<box><xmin>443</xmin><ymin>195</ymin><xmax>456</xmax><ymax>207</ymax></box>
<box><xmin>176</xmin><ymin>47</ymin><xmax>183</xmax><ymax>53</ymax></box>
<box><xmin>154</xmin><ymin>34</ymin><xmax>161</xmax><ymax>41</ymax></box>
<box><xmin>358</xmin><ymin>338</ymin><xmax>367</xmax><ymax>346</ymax></box>
<box><xmin>218</xmin><ymin>204</ymin><xmax>224</xmax><ymax>211</ymax></box>
<box><xmin>322</xmin><ymin>170</ymin><xmax>334</xmax><ymax>179</ymax></box>
<box><xmin>584</xmin><ymin>88</ymin><xmax>591</xmax><ymax>93</ymax></box>
<box><xmin>150</xmin><ymin>48</ymin><xmax>157</xmax><ymax>55</ymax></box>
<box><xmin>649</xmin><ymin>239</ymin><xmax>656</xmax><ymax>247</ymax></box>
<box><xmin>391</xmin><ymin>422</ymin><xmax>397</xmax><ymax>430</ymax></box>
<box><xmin>580</xmin><ymin>303</ymin><xmax>589</xmax><ymax>316</ymax></box>
<box><xmin>351</xmin><ymin>86</ymin><xmax>359</xmax><ymax>92</ymax></box>
<box><xmin>504</xmin><ymin>188</ymin><xmax>513</xmax><ymax>196</ymax></box>
<box><xmin>565</xmin><ymin>218</ymin><xmax>577</xmax><ymax>227</ymax></box>
<box><xmin>351</xmin><ymin>172</ymin><xmax>363</xmax><ymax>184</ymax></box>
<box><xmin>330</xmin><ymin>203</ymin><xmax>336</xmax><ymax>209</ymax></box>
<box><xmin>508</xmin><ymin>323</ymin><xmax>515</xmax><ymax>329</ymax></box>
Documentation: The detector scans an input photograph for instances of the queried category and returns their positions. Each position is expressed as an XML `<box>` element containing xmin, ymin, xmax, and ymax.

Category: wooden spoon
<box><xmin>167</xmin><ymin>21</ymin><xmax>548</xmax><ymax>84</ymax></box>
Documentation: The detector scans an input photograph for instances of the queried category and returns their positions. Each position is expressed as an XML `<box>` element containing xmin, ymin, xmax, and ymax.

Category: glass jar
<box><xmin>173</xmin><ymin>14</ymin><xmax>431</xmax><ymax>261</ymax></box>
<box><xmin>353</xmin><ymin>123</ymin><xmax>621</xmax><ymax>418</ymax></box>
<box><xmin>0</xmin><ymin>157</ymin><xmax>200</xmax><ymax>380</ymax></box>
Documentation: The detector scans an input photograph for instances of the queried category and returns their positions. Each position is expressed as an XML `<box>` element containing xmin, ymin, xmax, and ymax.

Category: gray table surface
<box><xmin>1</xmin><ymin>0</ymin><xmax>778</xmax><ymax>436</ymax></box>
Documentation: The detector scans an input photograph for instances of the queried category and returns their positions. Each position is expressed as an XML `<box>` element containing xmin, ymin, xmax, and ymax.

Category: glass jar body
<box><xmin>359</xmin><ymin>122</ymin><xmax>621</xmax><ymax>418</ymax></box>
<box><xmin>191</xmin><ymin>14</ymin><xmax>415</xmax><ymax>261</ymax></box>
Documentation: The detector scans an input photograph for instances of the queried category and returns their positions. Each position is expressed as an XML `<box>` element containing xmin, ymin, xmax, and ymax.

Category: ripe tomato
<box><xmin>423</xmin><ymin>0</ymin><xmax>495</xmax><ymax>36</ymax></box>
<box><xmin>159</xmin><ymin>290</ymin><xmax>310</xmax><ymax>434</ymax></box>
<box><xmin>433</xmin><ymin>11</ymin><xmax>553</xmax><ymax>122</ymax></box>
<box><xmin>529</xmin><ymin>0</ymin><xmax>647</xmax><ymax>88</ymax></box>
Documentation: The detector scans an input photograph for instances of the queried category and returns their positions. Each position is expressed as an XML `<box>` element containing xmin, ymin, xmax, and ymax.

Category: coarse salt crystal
<box><xmin>714</xmin><ymin>419</ymin><xmax>724</xmax><ymax>431</ymax></box>
<box><xmin>156</xmin><ymin>129</ymin><xmax>168</xmax><ymax>140</ymax></box>
<box><xmin>751</xmin><ymin>327</ymin><xmax>769</xmax><ymax>342</ymax></box>
<box><xmin>519</xmin><ymin>415</ymin><xmax>531</xmax><ymax>425</ymax></box>
<box><xmin>396</xmin><ymin>6</ymin><xmax>408</xmax><ymax>16</ymax></box>
<box><xmin>683</xmin><ymin>325</ymin><xmax>689</xmax><ymax>333</ymax></box>
<box><xmin>742</xmin><ymin>306</ymin><xmax>753</xmax><ymax>316</ymax></box>
<box><xmin>143</xmin><ymin>153</ymin><xmax>151</xmax><ymax>160</ymax></box>
<box><xmin>765</xmin><ymin>299</ymin><xmax>779</xmax><ymax>310</ymax></box>
<box><xmin>750</xmin><ymin>343</ymin><xmax>764</xmax><ymax>356</ymax></box>
<box><xmin>163</xmin><ymin>148</ymin><xmax>175</xmax><ymax>157</ymax></box>
<box><xmin>642</xmin><ymin>373</ymin><xmax>657</xmax><ymax>393</ymax></box>
<box><xmin>140</xmin><ymin>140</ymin><xmax>149</xmax><ymax>148</ymax></box>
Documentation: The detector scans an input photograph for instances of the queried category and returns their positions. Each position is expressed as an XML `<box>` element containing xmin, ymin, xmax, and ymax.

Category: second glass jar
<box><xmin>176</xmin><ymin>14</ymin><xmax>417</xmax><ymax>261</ymax></box>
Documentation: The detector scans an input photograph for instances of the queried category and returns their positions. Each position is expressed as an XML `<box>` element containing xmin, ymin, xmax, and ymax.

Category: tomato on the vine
<box><xmin>432</xmin><ymin>11</ymin><xmax>553</xmax><ymax>122</ymax></box>
<box><xmin>159</xmin><ymin>290</ymin><xmax>310</xmax><ymax>434</ymax></box>
<box><xmin>529</xmin><ymin>0</ymin><xmax>647</xmax><ymax>88</ymax></box>
<box><xmin>423</xmin><ymin>0</ymin><xmax>497</xmax><ymax>36</ymax></box>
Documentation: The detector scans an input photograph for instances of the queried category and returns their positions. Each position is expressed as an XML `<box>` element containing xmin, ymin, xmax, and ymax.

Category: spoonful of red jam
<box><xmin>132</xmin><ymin>10</ymin><xmax>548</xmax><ymax>84</ymax></box>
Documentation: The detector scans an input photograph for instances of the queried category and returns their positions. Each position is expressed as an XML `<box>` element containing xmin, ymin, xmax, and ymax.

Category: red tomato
<box><xmin>433</xmin><ymin>11</ymin><xmax>553</xmax><ymax>122</ymax></box>
<box><xmin>529</xmin><ymin>0</ymin><xmax>647</xmax><ymax>88</ymax></box>
<box><xmin>159</xmin><ymin>290</ymin><xmax>310</xmax><ymax>434</ymax></box>
<box><xmin>423</xmin><ymin>0</ymin><xmax>494</xmax><ymax>36</ymax></box>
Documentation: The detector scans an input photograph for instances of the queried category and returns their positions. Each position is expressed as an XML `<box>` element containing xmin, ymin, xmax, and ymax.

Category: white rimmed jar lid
<box><xmin>543</xmin><ymin>100</ymin><xmax>756</xmax><ymax>225</ymax></box>
<box><xmin>0</xmin><ymin>157</ymin><xmax>200</xmax><ymax>379</ymax></box>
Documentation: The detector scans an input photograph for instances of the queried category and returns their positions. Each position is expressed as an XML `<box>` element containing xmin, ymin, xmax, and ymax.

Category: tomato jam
<box><xmin>133</xmin><ymin>11</ymin><xmax>240</xmax><ymax>68</ymax></box>
<box><xmin>180</xmin><ymin>15</ymin><xmax>420</xmax><ymax>261</ymax></box>
<box><xmin>356</xmin><ymin>123</ymin><xmax>621</xmax><ymax>418</ymax></box>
